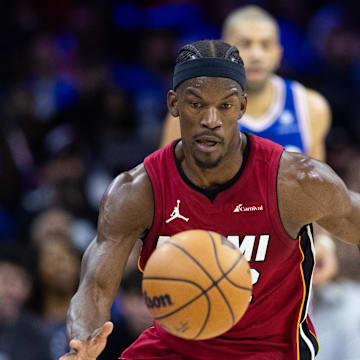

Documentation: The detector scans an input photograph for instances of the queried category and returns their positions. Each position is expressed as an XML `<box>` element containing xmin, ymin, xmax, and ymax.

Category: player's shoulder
<box><xmin>278</xmin><ymin>151</ymin><xmax>348</xmax><ymax>207</ymax></box>
<box><xmin>279</xmin><ymin>151</ymin><xmax>332</xmax><ymax>185</ymax></box>
<box><xmin>279</xmin><ymin>149</ymin><xmax>345</xmax><ymax>184</ymax></box>
<box><xmin>100</xmin><ymin>163</ymin><xmax>153</xmax><ymax>219</ymax></box>
<box><xmin>105</xmin><ymin>163</ymin><xmax>151</xmax><ymax>199</ymax></box>
<box><xmin>277</xmin><ymin>151</ymin><xmax>350</xmax><ymax>235</ymax></box>
<box><xmin>280</xmin><ymin>75</ymin><xmax>330</xmax><ymax>114</ymax></box>
<box><xmin>304</xmin><ymin>87</ymin><xmax>331</xmax><ymax>116</ymax></box>
<box><xmin>97</xmin><ymin>163</ymin><xmax>154</xmax><ymax>237</ymax></box>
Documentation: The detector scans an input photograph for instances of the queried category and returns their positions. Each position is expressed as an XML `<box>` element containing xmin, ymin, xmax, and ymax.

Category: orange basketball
<box><xmin>142</xmin><ymin>229</ymin><xmax>252</xmax><ymax>340</ymax></box>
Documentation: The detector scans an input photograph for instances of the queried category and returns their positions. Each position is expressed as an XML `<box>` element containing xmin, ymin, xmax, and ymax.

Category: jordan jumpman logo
<box><xmin>165</xmin><ymin>200</ymin><xmax>189</xmax><ymax>223</ymax></box>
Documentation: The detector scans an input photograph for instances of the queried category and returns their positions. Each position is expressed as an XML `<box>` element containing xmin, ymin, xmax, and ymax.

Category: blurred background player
<box><xmin>160</xmin><ymin>5</ymin><xmax>331</xmax><ymax>161</ymax></box>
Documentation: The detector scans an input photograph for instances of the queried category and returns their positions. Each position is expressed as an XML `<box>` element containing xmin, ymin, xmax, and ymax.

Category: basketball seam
<box><xmin>163</xmin><ymin>239</ymin><xmax>249</xmax><ymax>338</ymax></box>
<box><xmin>210</xmin><ymin>233</ymin><xmax>252</xmax><ymax>328</ymax></box>
<box><xmin>166</xmin><ymin>241</ymin><xmax>236</xmax><ymax>307</ymax></box>
<box><xmin>209</xmin><ymin>232</ymin><xmax>248</xmax><ymax>326</ymax></box>
<box><xmin>211</xmin><ymin>233</ymin><xmax>251</xmax><ymax>289</ymax></box>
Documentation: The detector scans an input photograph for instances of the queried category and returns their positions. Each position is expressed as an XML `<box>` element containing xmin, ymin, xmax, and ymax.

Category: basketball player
<box><xmin>60</xmin><ymin>40</ymin><xmax>360</xmax><ymax>360</ymax></box>
<box><xmin>160</xmin><ymin>5</ymin><xmax>335</xmax><ymax>284</ymax></box>
<box><xmin>160</xmin><ymin>6</ymin><xmax>331</xmax><ymax>162</ymax></box>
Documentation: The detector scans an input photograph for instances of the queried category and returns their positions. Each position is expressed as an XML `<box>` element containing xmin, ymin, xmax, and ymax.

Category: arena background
<box><xmin>0</xmin><ymin>1</ymin><xmax>360</xmax><ymax>360</ymax></box>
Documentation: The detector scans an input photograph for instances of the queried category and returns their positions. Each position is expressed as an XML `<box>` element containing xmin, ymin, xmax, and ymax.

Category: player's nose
<box><xmin>201</xmin><ymin>107</ymin><xmax>222</xmax><ymax>129</ymax></box>
<box><xmin>248</xmin><ymin>44</ymin><xmax>265</xmax><ymax>60</ymax></box>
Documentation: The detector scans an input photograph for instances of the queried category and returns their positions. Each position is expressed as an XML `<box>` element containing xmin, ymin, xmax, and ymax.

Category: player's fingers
<box><xmin>69</xmin><ymin>339</ymin><xmax>84</xmax><ymax>352</ymax></box>
<box><xmin>94</xmin><ymin>321</ymin><xmax>114</xmax><ymax>341</ymax></box>
<box><xmin>58</xmin><ymin>353</ymin><xmax>78</xmax><ymax>360</ymax></box>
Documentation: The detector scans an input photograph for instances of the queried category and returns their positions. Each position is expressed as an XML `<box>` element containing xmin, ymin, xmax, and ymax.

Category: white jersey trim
<box><xmin>292</xmin><ymin>82</ymin><xmax>312</xmax><ymax>154</ymax></box>
<box><xmin>239</xmin><ymin>75</ymin><xmax>285</xmax><ymax>131</ymax></box>
<box><xmin>299</xmin><ymin>225</ymin><xmax>316</xmax><ymax>359</ymax></box>
<box><xmin>304</xmin><ymin>225</ymin><xmax>315</xmax><ymax>318</ymax></box>
<box><xmin>300</xmin><ymin>322</ymin><xmax>315</xmax><ymax>360</ymax></box>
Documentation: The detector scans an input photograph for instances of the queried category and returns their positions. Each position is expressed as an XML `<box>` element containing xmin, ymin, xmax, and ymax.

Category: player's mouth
<box><xmin>195</xmin><ymin>136</ymin><xmax>221</xmax><ymax>153</ymax></box>
<box><xmin>246</xmin><ymin>67</ymin><xmax>267</xmax><ymax>81</ymax></box>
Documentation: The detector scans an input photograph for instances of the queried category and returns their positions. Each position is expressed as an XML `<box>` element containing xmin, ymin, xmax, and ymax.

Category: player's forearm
<box><xmin>66</xmin><ymin>285</ymin><xmax>112</xmax><ymax>341</ymax></box>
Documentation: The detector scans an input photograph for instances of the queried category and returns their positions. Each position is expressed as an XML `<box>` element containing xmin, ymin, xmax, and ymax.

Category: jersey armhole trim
<box><xmin>141</xmin><ymin>154</ymin><xmax>167</xmax><ymax>269</ymax></box>
<box><xmin>143</xmin><ymin>164</ymin><xmax>158</xmax><ymax>235</ymax></box>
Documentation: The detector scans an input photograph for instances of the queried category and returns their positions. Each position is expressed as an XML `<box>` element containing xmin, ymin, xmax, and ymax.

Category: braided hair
<box><xmin>176</xmin><ymin>40</ymin><xmax>244</xmax><ymax>66</ymax></box>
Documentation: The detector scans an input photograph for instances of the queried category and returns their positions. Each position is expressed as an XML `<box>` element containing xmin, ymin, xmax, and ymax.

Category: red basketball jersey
<box><xmin>138</xmin><ymin>134</ymin><xmax>318</xmax><ymax>360</ymax></box>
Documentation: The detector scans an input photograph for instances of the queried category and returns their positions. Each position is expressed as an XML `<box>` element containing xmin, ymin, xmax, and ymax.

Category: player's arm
<box><xmin>278</xmin><ymin>152</ymin><xmax>360</xmax><ymax>245</ymax></box>
<box><xmin>159</xmin><ymin>112</ymin><xmax>180</xmax><ymax>148</ymax></box>
<box><xmin>316</xmin><ymin>189</ymin><xmax>360</xmax><ymax>245</ymax></box>
<box><xmin>306</xmin><ymin>89</ymin><xmax>331</xmax><ymax>161</ymax></box>
<box><xmin>61</xmin><ymin>164</ymin><xmax>154</xmax><ymax>359</ymax></box>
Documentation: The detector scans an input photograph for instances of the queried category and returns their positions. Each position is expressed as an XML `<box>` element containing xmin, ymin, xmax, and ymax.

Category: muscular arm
<box><xmin>66</xmin><ymin>164</ymin><xmax>154</xmax><ymax>341</ymax></box>
<box><xmin>159</xmin><ymin>113</ymin><xmax>180</xmax><ymax>148</ymax></box>
<box><xmin>306</xmin><ymin>89</ymin><xmax>331</xmax><ymax>161</ymax></box>
<box><xmin>278</xmin><ymin>152</ymin><xmax>360</xmax><ymax>245</ymax></box>
<box><xmin>317</xmin><ymin>190</ymin><xmax>360</xmax><ymax>244</ymax></box>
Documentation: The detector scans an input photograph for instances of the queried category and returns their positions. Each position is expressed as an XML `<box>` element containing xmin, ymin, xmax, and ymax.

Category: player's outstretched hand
<box><xmin>59</xmin><ymin>321</ymin><xmax>113</xmax><ymax>360</ymax></box>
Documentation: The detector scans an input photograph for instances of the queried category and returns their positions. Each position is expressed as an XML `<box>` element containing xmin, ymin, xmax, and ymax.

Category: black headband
<box><xmin>173</xmin><ymin>57</ymin><xmax>246</xmax><ymax>91</ymax></box>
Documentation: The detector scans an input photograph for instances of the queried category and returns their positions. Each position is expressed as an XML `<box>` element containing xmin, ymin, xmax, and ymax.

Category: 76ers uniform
<box><xmin>121</xmin><ymin>134</ymin><xmax>319</xmax><ymax>360</ymax></box>
<box><xmin>238</xmin><ymin>76</ymin><xmax>311</xmax><ymax>154</ymax></box>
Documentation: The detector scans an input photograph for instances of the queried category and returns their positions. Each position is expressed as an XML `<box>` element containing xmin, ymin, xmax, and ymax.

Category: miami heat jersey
<box><xmin>131</xmin><ymin>134</ymin><xmax>318</xmax><ymax>360</ymax></box>
<box><xmin>238</xmin><ymin>75</ymin><xmax>311</xmax><ymax>154</ymax></box>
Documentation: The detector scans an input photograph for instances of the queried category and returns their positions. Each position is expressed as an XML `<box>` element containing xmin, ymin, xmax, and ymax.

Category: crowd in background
<box><xmin>1</xmin><ymin>1</ymin><xmax>360</xmax><ymax>359</ymax></box>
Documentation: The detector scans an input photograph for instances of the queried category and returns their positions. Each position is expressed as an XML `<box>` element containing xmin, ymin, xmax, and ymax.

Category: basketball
<box><xmin>142</xmin><ymin>229</ymin><xmax>252</xmax><ymax>340</ymax></box>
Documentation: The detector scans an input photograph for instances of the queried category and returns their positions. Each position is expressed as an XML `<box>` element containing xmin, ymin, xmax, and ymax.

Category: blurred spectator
<box><xmin>30</xmin><ymin>233</ymin><xmax>82</xmax><ymax>360</ymax></box>
<box><xmin>28</xmin><ymin>205</ymin><xmax>94</xmax><ymax>252</ymax></box>
<box><xmin>30</xmin><ymin>207</ymin><xmax>73</xmax><ymax>246</ymax></box>
<box><xmin>40</xmin><ymin>150</ymin><xmax>90</xmax><ymax>216</ymax></box>
<box><xmin>0</xmin><ymin>244</ymin><xmax>51</xmax><ymax>360</ymax></box>
<box><xmin>27</xmin><ymin>33</ymin><xmax>78</xmax><ymax>122</ymax></box>
<box><xmin>334</xmin><ymin>153</ymin><xmax>360</xmax><ymax>282</ymax></box>
<box><xmin>100</xmin><ymin>269</ymin><xmax>152</xmax><ymax>360</ymax></box>
<box><xmin>22</xmin><ymin>143</ymin><xmax>98</xmax><ymax>248</ymax></box>
<box><xmin>310</xmin><ymin>238</ymin><xmax>360</xmax><ymax>359</ymax></box>
<box><xmin>36</xmin><ymin>235</ymin><xmax>81</xmax><ymax>321</ymax></box>
<box><xmin>0</xmin><ymin>125</ymin><xmax>23</xmax><ymax>240</ymax></box>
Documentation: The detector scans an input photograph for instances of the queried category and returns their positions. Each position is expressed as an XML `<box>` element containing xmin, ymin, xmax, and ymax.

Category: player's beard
<box><xmin>193</xmin><ymin>153</ymin><xmax>224</xmax><ymax>169</ymax></box>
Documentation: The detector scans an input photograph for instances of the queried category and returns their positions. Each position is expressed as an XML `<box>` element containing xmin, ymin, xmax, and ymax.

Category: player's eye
<box><xmin>261</xmin><ymin>40</ymin><xmax>273</xmax><ymax>49</ymax></box>
<box><xmin>221</xmin><ymin>103</ymin><xmax>232</xmax><ymax>109</ymax></box>
<box><xmin>190</xmin><ymin>102</ymin><xmax>201</xmax><ymax>109</ymax></box>
<box><xmin>236</xmin><ymin>39</ymin><xmax>251</xmax><ymax>48</ymax></box>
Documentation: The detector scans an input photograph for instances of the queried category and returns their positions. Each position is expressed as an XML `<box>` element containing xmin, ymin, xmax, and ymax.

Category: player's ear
<box><xmin>167</xmin><ymin>90</ymin><xmax>179</xmax><ymax>117</ymax></box>
<box><xmin>239</xmin><ymin>93</ymin><xmax>247</xmax><ymax>119</ymax></box>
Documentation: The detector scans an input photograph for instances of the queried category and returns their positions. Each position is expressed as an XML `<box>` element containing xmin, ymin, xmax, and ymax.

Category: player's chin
<box><xmin>246</xmin><ymin>77</ymin><xmax>268</xmax><ymax>91</ymax></box>
<box><xmin>193</xmin><ymin>152</ymin><xmax>224</xmax><ymax>169</ymax></box>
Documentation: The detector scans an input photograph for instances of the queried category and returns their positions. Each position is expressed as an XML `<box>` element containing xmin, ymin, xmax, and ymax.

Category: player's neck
<box><xmin>246</xmin><ymin>80</ymin><xmax>274</xmax><ymax>120</ymax></box>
